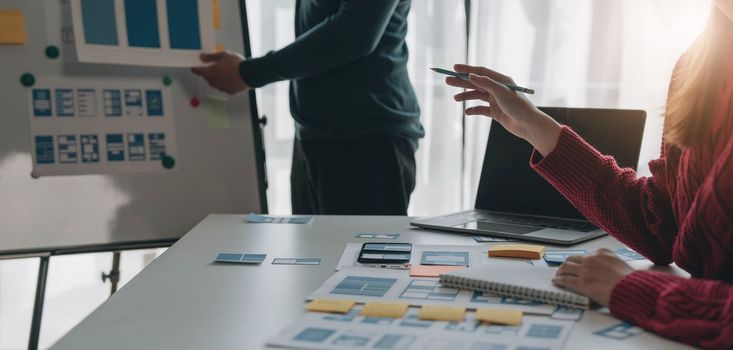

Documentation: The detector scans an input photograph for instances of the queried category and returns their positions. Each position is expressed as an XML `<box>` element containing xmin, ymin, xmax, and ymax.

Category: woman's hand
<box><xmin>552</xmin><ymin>248</ymin><xmax>634</xmax><ymax>306</ymax></box>
<box><xmin>447</xmin><ymin>64</ymin><xmax>562</xmax><ymax>156</ymax></box>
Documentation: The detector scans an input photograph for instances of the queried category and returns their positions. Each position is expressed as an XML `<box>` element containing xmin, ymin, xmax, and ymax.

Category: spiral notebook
<box><xmin>439</xmin><ymin>262</ymin><xmax>590</xmax><ymax>308</ymax></box>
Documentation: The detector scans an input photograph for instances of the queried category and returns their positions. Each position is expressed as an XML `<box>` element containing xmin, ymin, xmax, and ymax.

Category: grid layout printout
<box><xmin>70</xmin><ymin>0</ymin><xmax>215</xmax><ymax>66</ymax></box>
<box><xmin>308</xmin><ymin>267</ymin><xmax>555</xmax><ymax>315</ymax></box>
<box><xmin>267</xmin><ymin>306</ymin><xmax>575</xmax><ymax>350</ymax></box>
<box><xmin>28</xmin><ymin>76</ymin><xmax>177</xmax><ymax>176</ymax></box>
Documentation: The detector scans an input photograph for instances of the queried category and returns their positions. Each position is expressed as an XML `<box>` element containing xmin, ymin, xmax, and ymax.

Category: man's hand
<box><xmin>191</xmin><ymin>51</ymin><xmax>250</xmax><ymax>95</ymax></box>
<box><xmin>552</xmin><ymin>248</ymin><xmax>635</xmax><ymax>306</ymax></box>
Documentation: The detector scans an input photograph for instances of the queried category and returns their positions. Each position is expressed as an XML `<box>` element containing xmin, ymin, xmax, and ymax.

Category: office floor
<box><xmin>0</xmin><ymin>249</ymin><xmax>165</xmax><ymax>350</ymax></box>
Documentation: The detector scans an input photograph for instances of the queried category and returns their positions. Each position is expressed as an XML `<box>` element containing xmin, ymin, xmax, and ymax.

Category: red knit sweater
<box><xmin>530</xmin><ymin>64</ymin><xmax>733</xmax><ymax>348</ymax></box>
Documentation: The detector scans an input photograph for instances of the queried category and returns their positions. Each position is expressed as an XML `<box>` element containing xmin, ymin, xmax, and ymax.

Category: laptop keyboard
<box><xmin>472</xmin><ymin>213</ymin><xmax>598</xmax><ymax>232</ymax></box>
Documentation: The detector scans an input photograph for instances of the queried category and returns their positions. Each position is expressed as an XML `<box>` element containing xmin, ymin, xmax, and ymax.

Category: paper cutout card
<box><xmin>272</xmin><ymin>258</ymin><xmax>322</xmax><ymax>266</ymax></box>
<box><xmin>409</xmin><ymin>265</ymin><xmax>464</xmax><ymax>278</ymax></box>
<box><xmin>417</xmin><ymin>305</ymin><xmax>466</xmax><ymax>321</ymax></box>
<box><xmin>360</xmin><ymin>301</ymin><xmax>409</xmax><ymax>318</ymax></box>
<box><xmin>475</xmin><ymin>308</ymin><xmax>523</xmax><ymax>326</ymax></box>
<box><xmin>215</xmin><ymin>253</ymin><xmax>266</xmax><ymax>264</ymax></box>
<box><xmin>246</xmin><ymin>213</ymin><xmax>312</xmax><ymax>224</ymax></box>
<box><xmin>543</xmin><ymin>250</ymin><xmax>588</xmax><ymax>265</ymax></box>
<box><xmin>420</xmin><ymin>251</ymin><xmax>470</xmax><ymax>266</ymax></box>
<box><xmin>306</xmin><ymin>299</ymin><xmax>356</xmax><ymax>314</ymax></box>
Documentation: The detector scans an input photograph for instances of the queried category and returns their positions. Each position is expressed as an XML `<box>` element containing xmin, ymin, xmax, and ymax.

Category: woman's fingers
<box><xmin>465</xmin><ymin>105</ymin><xmax>493</xmax><ymax>117</ymax></box>
<box><xmin>455</xmin><ymin>64</ymin><xmax>515</xmax><ymax>84</ymax></box>
<box><xmin>552</xmin><ymin>275</ymin><xmax>581</xmax><ymax>291</ymax></box>
<box><xmin>556</xmin><ymin>261</ymin><xmax>582</xmax><ymax>277</ymax></box>
<box><xmin>445</xmin><ymin>76</ymin><xmax>476</xmax><ymax>89</ymax></box>
<box><xmin>469</xmin><ymin>73</ymin><xmax>509</xmax><ymax>95</ymax></box>
<box><xmin>454</xmin><ymin>90</ymin><xmax>492</xmax><ymax>103</ymax></box>
<box><xmin>565</xmin><ymin>255</ymin><xmax>585</xmax><ymax>264</ymax></box>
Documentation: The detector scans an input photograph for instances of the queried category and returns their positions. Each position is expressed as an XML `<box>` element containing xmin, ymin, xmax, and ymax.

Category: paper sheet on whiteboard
<box><xmin>27</xmin><ymin>76</ymin><xmax>178</xmax><ymax>176</ymax></box>
<box><xmin>69</xmin><ymin>0</ymin><xmax>215</xmax><ymax>67</ymax></box>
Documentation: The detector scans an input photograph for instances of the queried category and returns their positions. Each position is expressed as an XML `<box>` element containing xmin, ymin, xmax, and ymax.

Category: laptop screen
<box><xmin>474</xmin><ymin>107</ymin><xmax>646</xmax><ymax>220</ymax></box>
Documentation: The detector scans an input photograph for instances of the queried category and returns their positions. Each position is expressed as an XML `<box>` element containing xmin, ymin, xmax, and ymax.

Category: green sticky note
<box><xmin>204</xmin><ymin>95</ymin><xmax>229</xmax><ymax>130</ymax></box>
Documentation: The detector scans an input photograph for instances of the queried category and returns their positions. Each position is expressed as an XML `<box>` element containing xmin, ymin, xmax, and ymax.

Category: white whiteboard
<box><xmin>0</xmin><ymin>0</ymin><xmax>266</xmax><ymax>256</ymax></box>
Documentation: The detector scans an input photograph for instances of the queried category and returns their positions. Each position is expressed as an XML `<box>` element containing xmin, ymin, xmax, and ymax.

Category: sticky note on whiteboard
<box><xmin>212</xmin><ymin>0</ymin><xmax>222</xmax><ymax>29</ymax></box>
<box><xmin>204</xmin><ymin>95</ymin><xmax>229</xmax><ymax>130</ymax></box>
<box><xmin>0</xmin><ymin>9</ymin><xmax>27</xmax><ymax>45</ymax></box>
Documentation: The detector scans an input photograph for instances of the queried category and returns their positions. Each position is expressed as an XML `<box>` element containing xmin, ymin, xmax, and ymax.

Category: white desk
<box><xmin>51</xmin><ymin>215</ymin><xmax>691</xmax><ymax>349</ymax></box>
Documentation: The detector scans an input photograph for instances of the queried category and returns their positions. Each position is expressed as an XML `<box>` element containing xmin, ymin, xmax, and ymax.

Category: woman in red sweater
<box><xmin>446</xmin><ymin>1</ymin><xmax>733</xmax><ymax>348</ymax></box>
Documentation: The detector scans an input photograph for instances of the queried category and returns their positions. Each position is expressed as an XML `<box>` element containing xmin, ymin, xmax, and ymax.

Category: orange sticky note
<box><xmin>306</xmin><ymin>299</ymin><xmax>356</xmax><ymax>313</ymax></box>
<box><xmin>0</xmin><ymin>10</ymin><xmax>27</xmax><ymax>45</ymax></box>
<box><xmin>489</xmin><ymin>244</ymin><xmax>545</xmax><ymax>259</ymax></box>
<box><xmin>214</xmin><ymin>43</ymin><xmax>225</xmax><ymax>53</ymax></box>
<box><xmin>475</xmin><ymin>308</ymin><xmax>523</xmax><ymax>325</ymax></box>
<box><xmin>410</xmin><ymin>265</ymin><xmax>465</xmax><ymax>278</ymax></box>
<box><xmin>360</xmin><ymin>301</ymin><xmax>409</xmax><ymax>318</ymax></box>
<box><xmin>212</xmin><ymin>0</ymin><xmax>222</xmax><ymax>29</ymax></box>
<box><xmin>418</xmin><ymin>305</ymin><xmax>466</xmax><ymax>321</ymax></box>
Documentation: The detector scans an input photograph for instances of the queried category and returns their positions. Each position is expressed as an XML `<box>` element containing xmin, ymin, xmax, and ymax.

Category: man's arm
<box><xmin>239</xmin><ymin>0</ymin><xmax>401</xmax><ymax>88</ymax></box>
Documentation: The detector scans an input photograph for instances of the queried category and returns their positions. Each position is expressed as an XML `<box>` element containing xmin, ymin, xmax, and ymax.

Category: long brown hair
<box><xmin>665</xmin><ymin>5</ymin><xmax>733</xmax><ymax>148</ymax></box>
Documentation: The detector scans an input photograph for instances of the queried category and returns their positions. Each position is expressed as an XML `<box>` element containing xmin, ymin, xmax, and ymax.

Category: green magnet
<box><xmin>163</xmin><ymin>76</ymin><xmax>173</xmax><ymax>86</ymax></box>
<box><xmin>45</xmin><ymin>45</ymin><xmax>60</xmax><ymax>59</ymax></box>
<box><xmin>162</xmin><ymin>155</ymin><xmax>176</xmax><ymax>169</ymax></box>
<box><xmin>20</xmin><ymin>73</ymin><xmax>35</xmax><ymax>87</ymax></box>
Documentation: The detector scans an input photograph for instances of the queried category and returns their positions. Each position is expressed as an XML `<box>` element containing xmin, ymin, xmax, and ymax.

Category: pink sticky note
<box><xmin>410</xmin><ymin>265</ymin><xmax>465</xmax><ymax>278</ymax></box>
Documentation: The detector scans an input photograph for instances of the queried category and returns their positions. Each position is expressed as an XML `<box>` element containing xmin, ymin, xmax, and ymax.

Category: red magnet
<box><xmin>190</xmin><ymin>96</ymin><xmax>200</xmax><ymax>107</ymax></box>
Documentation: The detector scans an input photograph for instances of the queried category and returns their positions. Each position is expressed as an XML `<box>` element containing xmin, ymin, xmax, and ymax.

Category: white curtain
<box><xmin>464</xmin><ymin>0</ymin><xmax>711</xmax><ymax>208</ymax></box>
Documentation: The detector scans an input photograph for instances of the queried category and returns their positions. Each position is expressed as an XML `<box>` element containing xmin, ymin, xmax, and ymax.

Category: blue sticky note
<box><xmin>32</xmin><ymin>89</ymin><xmax>53</xmax><ymax>117</ymax></box>
<box><xmin>80</xmin><ymin>134</ymin><xmax>100</xmax><ymax>163</ymax></box>
<box><xmin>245</xmin><ymin>214</ymin><xmax>312</xmax><ymax>224</ymax></box>
<box><xmin>106</xmin><ymin>134</ymin><xmax>125</xmax><ymax>161</ymax></box>
<box><xmin>287</xmin><ymin>216</ymin><xmax>312</xmax><ymax>224</ymax></box>
<box><xmin>215</xmin><ymin>253</ymin><xmax>266</xmax><ymax>264</ymax></box>
<box><xmin>145</xmin><ymin>90</ymin><xmax>164</xmax><ymax>116</ymax></box>
<box><xmin>543</xmin><ymin>250</ymin><xmax>588</xmax><ymax>265</ymax></box>
<box><xmin>34</xmin><ymin>135</ymin><xmax>55</xmax><ymax>164</ymax></box>
<box><xmin>473</xmin><ymin>236</ymin><xmax>512</xmax><ymax>243</ymax></box>
<box><xmin>551</xmin><ymin>306</ymin><xmax>585</xmax><ymax>321</ymax></box>
<box><xmin>420</xmin><ymin>251</ymin><xmax>470</xmax><ymax>266</ymax></box>
<box><xmin>593</xmin><ymin>322</ymin><xmax>643</xmax><ymax>340</ymax></box>
<box><xmin>615</xmin><ymin>248</ymin><xmax>645</xmax><ymax>261</ymax></box>
<box><xmin>272</xmin><ymin>258</ymin><xmax>322</xmax><ymax>265</ymax></box>
<box><xmin>241</xmin><ymin>254</ymin><xmax>267</xmax><ymax>264</ymax></box>
<box><xmin>216</xmin><ymin>253</ymin><xmax>243</xmax><ymax>262</ymax></box>
<box><xmin>355</xmin><ymin>233</ymin><xmax>399</xmax><ymax>239</ymax></box>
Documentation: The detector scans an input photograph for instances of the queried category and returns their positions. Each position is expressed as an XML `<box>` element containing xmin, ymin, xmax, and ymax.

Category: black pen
<box><xmin>431</xmin><ymin>67</ymin><xmax>535</xmax><ymax>95</ymax></box>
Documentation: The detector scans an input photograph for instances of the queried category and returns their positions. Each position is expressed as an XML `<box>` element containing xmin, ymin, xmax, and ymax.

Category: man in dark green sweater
<box><xmin>192</xmin><ymin>0</ymin><xmax>424</xmax><ymax>215</ymax></box>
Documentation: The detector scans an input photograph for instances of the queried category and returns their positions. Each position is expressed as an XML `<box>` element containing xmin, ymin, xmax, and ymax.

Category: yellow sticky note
<box><xmin>212</xmin><ymin>0</ymin><xmax>222</xmax><ymax>29</ymax></box>
<box><xmin>410</xmin><ymin>265</ymin><xmax>465</xmax><ymax>278</ymax></box>
<box><xmin>360</xmin><ymin>301</ymin><xmax>409</xmax><ymax>318</ymax></box>
<box><xmin>204</xmin><ymin>95</ymin><xmax>229</xmax><ymax>130</ymax></box>
<box><xmin>417</xmin><ymin>305</ymin><xmax>466</xmax><ymax>321</ymax></box>
<box><xmin>489</xmin><ymin>244</ymin><xmax>545</xmax><ymax>259</ymax></box>
<box><xmin>0</xmin><ymin>10</ymin><xmax>27</xmax><ymax>45</ymax></box>
<box><xmin>475</xmin><ymin>308</ymin><xmax>523</xmax><ymax>326</ymax></box>
<box><xmin>306</xmin><ymin>299</ymin><xmax>356</xmax><ymax>314</ymax></box>
<box><xmin>214</xmin><ymin>43</ymin><xmax>225</xmax><ymax>53</ymax></box>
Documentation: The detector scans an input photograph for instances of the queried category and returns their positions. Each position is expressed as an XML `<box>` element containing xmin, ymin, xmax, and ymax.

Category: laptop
<box><xmin>411</xmin><ymin>107</ymin><xmax>646</xmax><ymax>245</ymax></box>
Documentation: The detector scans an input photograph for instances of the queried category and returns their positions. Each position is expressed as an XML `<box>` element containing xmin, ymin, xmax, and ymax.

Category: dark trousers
<box><xmin>291</xmin><ymin>134</ymin><xmax>416</xmax><ymax>215</ymax></box>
